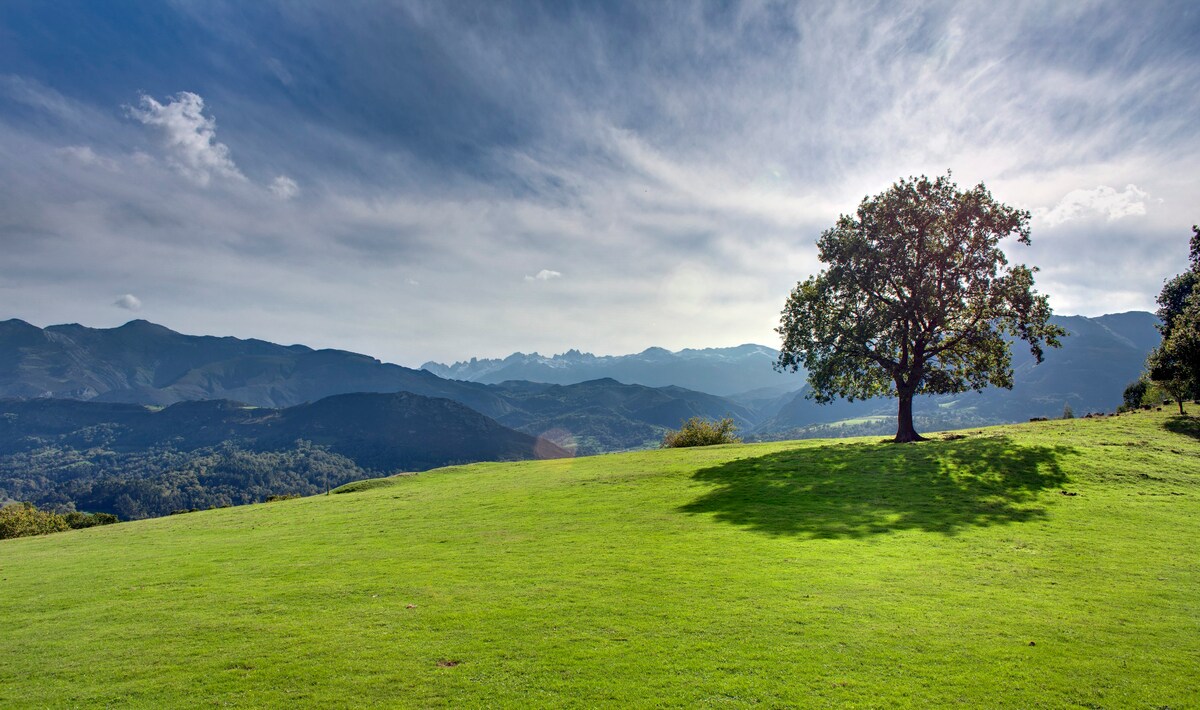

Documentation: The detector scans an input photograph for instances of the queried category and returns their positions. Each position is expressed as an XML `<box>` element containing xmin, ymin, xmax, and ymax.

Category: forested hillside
<box><xmin>0</xmin><ymin>393</ymin><xmax>565</xmax><ymax>518</ymax></box>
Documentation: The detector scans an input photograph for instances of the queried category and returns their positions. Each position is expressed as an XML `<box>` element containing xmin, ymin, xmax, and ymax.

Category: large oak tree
<box><xmin>776</xmin><ymin>173</ymin><xmax>1065</xmax><ymax>442</ymax></box>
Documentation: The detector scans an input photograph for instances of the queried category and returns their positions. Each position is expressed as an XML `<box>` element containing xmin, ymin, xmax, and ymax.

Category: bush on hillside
<box><xmin>661</xmin><ymin>417</ymin><xmax>741</xmax><ymax>448</ymax></box>
<box><xmin>61</xmin><ymin>511</ymin><xmax>119</xmax><ymax>529</ymax></box>
<box><xmin>0</xmin><ymin>502</ymin><xmax>70</xmax><ymax>540</ymax></box>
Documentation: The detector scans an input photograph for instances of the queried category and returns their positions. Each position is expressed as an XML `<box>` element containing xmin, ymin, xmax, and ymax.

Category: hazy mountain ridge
<box><xmin>421</xmin><ymin>343</ymin><xmax>793</xmax><ymax>396</ymax></box>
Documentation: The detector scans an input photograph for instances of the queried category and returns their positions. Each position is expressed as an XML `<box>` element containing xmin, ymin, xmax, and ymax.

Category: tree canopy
<box><xmin>777</xmin><ymin>173</ymin><xmax>1065</xmax><ymax>442</ymax></box>
<box><xmin>1147</xmin><ymin>225</ymin><xmax>1200</xmax><ymax>414</ymax></box>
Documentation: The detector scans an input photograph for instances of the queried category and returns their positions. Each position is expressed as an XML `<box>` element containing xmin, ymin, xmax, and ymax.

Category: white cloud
<box><xmin>56</xmin><ymin>145</ymin><xmax>119</xmax><ymax>171</ymax></box>
<box><xmin>113</xmin><ymin>294</ymin><xmax>142</xmax><ymax>311</ymax></box>
<box><xmin>127</xmin><ymin>92</ymin><xmax>245</xmax><ymax>186</ymax></box>
<box><xmin>1039</xmin><ymin>184</ymin><xmax>1150</xmax><ymax>226</ymax></box>
<box><xmin>270</xmin><ymin>175</ymin><xmax>299</xmax><ymax>200</ymax></box>
<box><xmin>524</xmin><ymin>269</ymin><xmax>562</xmax><ymax>282</ymax></box>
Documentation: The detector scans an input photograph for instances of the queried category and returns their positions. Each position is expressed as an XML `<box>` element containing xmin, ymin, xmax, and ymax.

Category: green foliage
<box><xmin>1148</xmin><ymin>225</ymin><xmax>1200</xmax><ymax>415</ymax></box>
<box><xmin>777</xmin><ymin>172</ymin><xmax>1065</xmax><ymax>442</ymax></box>
<box><xmin>61</xmin><ymin>511</ymin><xmax>119</xmax><ymax>529</ymax></box>
<box><xmin>661</xmin><ymin>417</ymin><xmax>741</xmax><ymax>448</ymax></box>
<box><xmin>0</xmin><ymin>442</ymin><xmax>366</xmax><ymax>520</ymax></box>
<box><xmin>1120</xmin><ymin>378</ymin><xmax>1149</xmax><ymax>412</ymax></box>
<box><xmin>0</xmin><ymin>502</ymin><xmax>69</xmax><ymax>539</ymax></box>
<box><xmin>1062</xmin><ymin>403</ymin><xmax>1074</xmax><ymax>419</ymax></box>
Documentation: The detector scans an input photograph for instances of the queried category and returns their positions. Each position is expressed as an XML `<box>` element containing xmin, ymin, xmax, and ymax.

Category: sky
<box><xmin>1</xmin><ymin>1</ymin><xmax>1198</xmax><ymax>367</ymax></box>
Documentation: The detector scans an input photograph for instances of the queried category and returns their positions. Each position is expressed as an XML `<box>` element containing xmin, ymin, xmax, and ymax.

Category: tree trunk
<box><xmin>894</xmin><ymin>390</ymin><xmax>925</xmax><ymax>443</ymax></box>
<box><xmin>1179</xmin><ymin>399</ymin><xmax>1186</xmax><ymax>416</ymax></box>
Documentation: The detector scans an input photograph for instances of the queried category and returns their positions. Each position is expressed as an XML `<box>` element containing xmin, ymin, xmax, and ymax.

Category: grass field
<box><xmin>1</xmin><ymin>410</ymin><xmax>1198</xmax><ymax>708</ymax></box>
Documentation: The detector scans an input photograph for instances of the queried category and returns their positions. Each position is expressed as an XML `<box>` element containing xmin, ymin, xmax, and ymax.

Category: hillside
<box><xmin>1</xmin><ymin>410</ymin><xmax>1196</xmax><ymax>707</ymax></box>
<box><xmin>0</xmin><ymin>393</ymin><xmax>565</xmax><ymax>518</ymax></box>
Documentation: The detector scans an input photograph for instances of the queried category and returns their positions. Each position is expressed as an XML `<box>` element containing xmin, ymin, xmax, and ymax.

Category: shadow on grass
<box><xmin>679</xmin><ymin>436</ymin><xmax>1076</xmax><ymax>539</ymax></box>
<box><xmin>1163</xmin><ymin>414</ymin><xmax>1200</xmax><ymax>440</ymax></box>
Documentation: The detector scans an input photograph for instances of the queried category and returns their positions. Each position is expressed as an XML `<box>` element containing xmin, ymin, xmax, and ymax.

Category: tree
<box><xmin>661</xmin><ymin>417</ymin><xmax>741</xmax><ymax>448</ymax></box>
<box><xmin>1120</xmin><ymin>378</ymin><xmax>1148</xmax><ymax>412</ymax></box>
<box><xmin>777</xmin><ymin>173</ymin><xmax>1066</xmax><ymax>443</ymax></box>
<box><xmin>1147</xmin><ymin>225</ymin><xmax>1200</xmax><ymax>416</ymax></box>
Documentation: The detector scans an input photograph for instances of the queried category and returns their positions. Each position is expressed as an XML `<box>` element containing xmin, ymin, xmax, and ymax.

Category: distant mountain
<box><xmin>755</xmin><ymin>311</ymin><xmax>1161</xmax><ymax>438</ymax></box>
<box><xmin>0</xmin><ymin>313</ymin><xmax>1162</xmax><ymax>452</ymax></box>
<box><xmin>0</xmin><ymin>318</ymin><xmax>513</xmax><ymax>417</ymax></box>
<box><xmin>0</xmin><ymin>392</ymin><xmax>567</xmax><ymax>518</ymax></box>
<box><xmin>0</xmin><ymin>319</ymin><xmax>749</xmax><ymax>454</ymax></box>
<box><xmin>422</xmin><ymin>344</ymin><xmax>796</xmax><ymax>396</ymax></box>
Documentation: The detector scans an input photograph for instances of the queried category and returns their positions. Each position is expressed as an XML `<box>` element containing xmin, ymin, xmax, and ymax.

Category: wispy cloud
<box><xmin>269</xmin><ymin>175</ymin><xmax>299</xmax><ymax>200</ymax></box>
<box><xmin>525</xmin><ymin>269</ymin><xmax>562</xmax><ymax>282</ymax></box>
<box><xmin>56</xmin><ymin>145</ymin><xmax>120</xmax><ymax>172</ymax></box>
<box><xmin>1039</xmin><ymin>185</ymin><xmax>1151</xmax><ymax>226</ymax></box>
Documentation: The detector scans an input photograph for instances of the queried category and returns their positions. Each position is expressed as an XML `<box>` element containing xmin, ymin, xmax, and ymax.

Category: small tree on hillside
<box><xmin>1120</xmin><ymin>378</ymin><xmax>1149</xmax><ymax>412</ymax></box>
<box><xmin>777</xmin><ymin>173</ymin><xmax>1066</xmax><ymax>443</ymax></box>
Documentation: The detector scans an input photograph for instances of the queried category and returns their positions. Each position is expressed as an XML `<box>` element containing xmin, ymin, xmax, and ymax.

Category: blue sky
<box><xmin>1</xmin><ymin>1</ymin><xmax>1198</xmax><ymax>365</ymax></box>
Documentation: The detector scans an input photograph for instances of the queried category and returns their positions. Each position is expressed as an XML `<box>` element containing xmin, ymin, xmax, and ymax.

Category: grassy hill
<box><xmin>1</xmin><ymin>410</ymin><xmax>1197</xmax><ymax>707</ymax></box>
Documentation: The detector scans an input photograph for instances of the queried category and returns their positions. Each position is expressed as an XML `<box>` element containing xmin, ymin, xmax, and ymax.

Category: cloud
<box><xmin>1040</xmin><ymin>185</ymin><xmax>1150</xmax><ymax>226</ymax></box>
<box><xmin>525</xmin><ymin>269</ymin><xmax>562</xmax><ymax>282</ymax></box>
<box><xmin>56</xmin><ymin>145</ymin><xmax>120</xmax><ymax>171</ymax></box>
<box><xmin>113</xmin><ymin>294</ymin><xmax>142</xmax><ymax>311</ymax></box>
<box><xmin>269</xmin><ymin>175</ymin><xmax>299</xmax><ymax>200</ymax></box>
<box><xmin>2</xmin><ymin>2</ymin><xmax>1199</xmax><ymax>366</ymax></box>
<box><xmin>127</xmin><ymin>92</ymin><xmax>245</xmax><ymax>186</ymax></box>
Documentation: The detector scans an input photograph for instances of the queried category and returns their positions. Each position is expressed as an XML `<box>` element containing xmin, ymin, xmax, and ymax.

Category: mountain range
<box><xmin>1</xmin><ymin>311</ymin><xmax>1161</xmax><ymax>446</ymax></box>
<box><xmin>422</xmin><ymin>344</ymin><xmax>794</xmax><ymax>396</ymax></box>
<box><xmin>0</xmin><ymin>318</ymin><xmax>758</xmax><ymax>455</ymax></box>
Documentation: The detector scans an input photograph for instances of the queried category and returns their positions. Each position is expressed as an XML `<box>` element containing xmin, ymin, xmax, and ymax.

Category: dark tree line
<box><xmin>0</xmin><ymin>441</ymin><xmax>367</xmax><ymax>519</ymax></box>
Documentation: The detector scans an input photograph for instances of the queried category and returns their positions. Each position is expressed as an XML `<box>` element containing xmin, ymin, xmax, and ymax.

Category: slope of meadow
<box><xmin>1</xmin><ymin>410</ymin><xmax>1197</xmax><ymax>707</ymax></box>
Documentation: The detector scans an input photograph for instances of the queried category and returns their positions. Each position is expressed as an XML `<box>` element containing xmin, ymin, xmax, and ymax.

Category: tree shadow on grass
<box><xmin>678</xmin><ymin>436</ymin><xmax>1076</xmax><ymax>539</ymax></box>
<box><xmin>1162</xmin><ymin>415</ymin><xmax>1200</xmax><ymax>440</ymax></box>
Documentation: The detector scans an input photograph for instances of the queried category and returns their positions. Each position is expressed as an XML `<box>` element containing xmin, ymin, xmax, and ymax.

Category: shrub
<box><xmin>1062</xmin><ymin>403</ymin><xmax>1075</xmax><ymax>419</ymax></box>
<box><xmin>0</xmin><ymin>502</ymin><xmax>70</xmax><ymax>540</ymax></box>
<box><xmin>265</xmin><ymin>493</ymin><xmax>301</xmax><ymax>502</ymax></box>
<box><xmin>61</xmin><ymin>511</ymin><xmax>120</xmax><ymax>529</ymax></box>
<box><xmin>662</xmin><ymin>417</ymin><xmax>741</xmax><ymax>448</ymax></box>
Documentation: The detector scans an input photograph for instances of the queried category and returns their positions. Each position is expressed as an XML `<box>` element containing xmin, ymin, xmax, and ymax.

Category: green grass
<box><xmin>1</xmin><ymin>410</ymin><xmax>1198</xmax><ymax>708</ymax></box>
